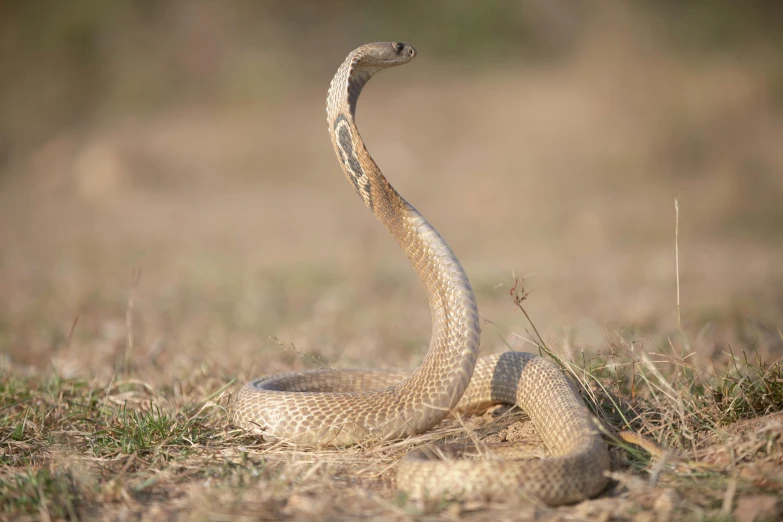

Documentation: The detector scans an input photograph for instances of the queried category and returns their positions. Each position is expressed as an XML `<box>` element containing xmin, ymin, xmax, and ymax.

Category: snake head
<box><xmin>327</xmin><ymin>42</ymin><xmax>418</xmax><ymax>122</ymax></box>
<box><xmin>353</xmin><ymin>42</ymin><xmax>417</xmax><ymax>71</ymax></box>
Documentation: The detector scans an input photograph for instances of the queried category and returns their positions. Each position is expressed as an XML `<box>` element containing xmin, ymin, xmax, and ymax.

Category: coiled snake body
<box><xmin>234</xmin><ymin>42</ymin><xmax>610</xmax><ymax>505</ymax></box>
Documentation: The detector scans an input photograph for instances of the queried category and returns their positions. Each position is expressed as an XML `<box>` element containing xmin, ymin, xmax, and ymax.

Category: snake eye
<box><xmin>395</xmin><ymin>42</ymin><xmax>405</xmax><ymax>53</ymax></box>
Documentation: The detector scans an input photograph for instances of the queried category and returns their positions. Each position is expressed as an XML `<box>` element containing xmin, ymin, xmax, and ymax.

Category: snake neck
<box><xmin>326</xmin><ymin>46</ymin><xmax>480</xmax><ymax>419</ymax></box>
<box><xmin>326</xmin><ymin>54</ymin><xmax>404</xmax><ymax>233</ymax></box>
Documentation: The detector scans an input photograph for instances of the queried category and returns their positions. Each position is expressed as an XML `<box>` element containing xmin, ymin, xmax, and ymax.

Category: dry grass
<box><xmin>1</xmin><ymin>289</ymin><xmax>781</xmax><ymax>521</ymax></box>
<box><xmin>2</xmin><ymin>30</ymin><xmax>783</xmax><ymax>521</ymax></box>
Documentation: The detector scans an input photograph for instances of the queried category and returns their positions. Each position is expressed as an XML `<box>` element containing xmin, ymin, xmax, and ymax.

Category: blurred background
<box><xmin>1</xmin><ymin>1</ymin><xmax>782</xmax><ymax>378</ymax></box>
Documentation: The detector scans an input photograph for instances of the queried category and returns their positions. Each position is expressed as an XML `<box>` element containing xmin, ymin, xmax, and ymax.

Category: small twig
<box><xmin>674</xmin><ymin>199</ymin><xmax>681</xmax><ymax>328</ymax></box>
<box><xmin>124</xmin><ymin>268</ymin><xmax>142</xmax><ymax>377</ymax></box>
<box><xmin>674</xmin><ymin>199</ymin><xmax>687</xmax><ymax>356</ymax></box>
<box><xmin>269</xmin><ymin>336</ymin><xmax>332</xmax><ymax>370</ymax></box>
<box><xmin>509</xmin><ymin>277</ymin><xmax>547</xmax><ymax>353</ymax></box>
<box><xmin>66</xmin><ymin>313</ymin><xmax>80</xmax><ymax>348</ymax></box>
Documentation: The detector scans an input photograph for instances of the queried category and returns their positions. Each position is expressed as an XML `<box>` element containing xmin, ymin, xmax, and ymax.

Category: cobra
<box><xmin>233</xmin><ymin>42</ymin><xmax>610</xmax><ymax>505</ymax></box>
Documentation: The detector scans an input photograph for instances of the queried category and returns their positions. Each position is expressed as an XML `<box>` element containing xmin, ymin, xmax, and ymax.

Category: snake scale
<box><xmin>233</xmin><ymin>42</ymin><xmax>610</xmax><ymax>505</ymax></box>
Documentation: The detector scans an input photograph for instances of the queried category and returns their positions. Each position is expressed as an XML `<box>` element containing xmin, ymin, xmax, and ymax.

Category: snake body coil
<box><xmin>233</xmin><ymin>42</ymin><xmax>610</xmax><ymax>505</ymax></box>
